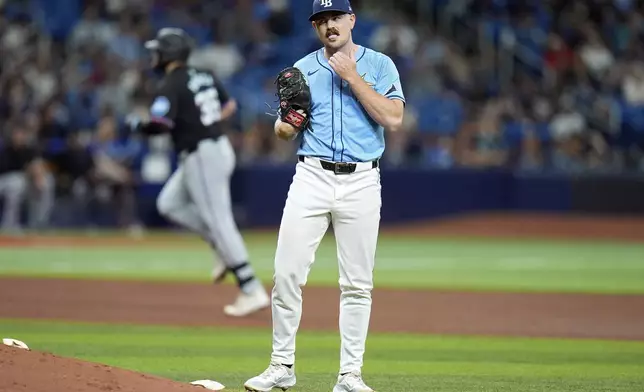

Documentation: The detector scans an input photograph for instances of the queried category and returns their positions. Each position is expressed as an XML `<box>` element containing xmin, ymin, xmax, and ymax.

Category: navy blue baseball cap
<box><xmin>309</xmin><ymin>0</ymin><xmax>354</xmax><ymax>21</ymax></box>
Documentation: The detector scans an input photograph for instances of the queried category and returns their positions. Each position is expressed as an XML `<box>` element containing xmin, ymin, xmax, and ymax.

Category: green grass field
<box><xmin>1</xmin><ymin>233</ymin><xmax>644</xmax><ymax>293</ymax></box>
<box><xmin>2</xmin><ymin>319</ymin><xmax>644</xmax><ymax>392</ymax></box>
<box><xmin>2</xmin><ymin>232</ymin><xmax>644</xmax><ymax>391</ymax></box>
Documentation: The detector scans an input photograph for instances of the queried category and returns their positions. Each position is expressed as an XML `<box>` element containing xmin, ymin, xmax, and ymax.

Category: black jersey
<box><xmin>148</xmin><ymin>66</ymin><xmax>230</xmax><ymax>153</ymax></box>
<box><xmin>0</xmin><ymin>144</ymin><xmax>39</xmax><ymax>174</ymax></box>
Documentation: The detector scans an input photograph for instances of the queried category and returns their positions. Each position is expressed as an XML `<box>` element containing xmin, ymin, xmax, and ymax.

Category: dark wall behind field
<box><xmin>125</xmin><ymin>166</ymin><xmax>644</xmax><ymax>229</ymax></box>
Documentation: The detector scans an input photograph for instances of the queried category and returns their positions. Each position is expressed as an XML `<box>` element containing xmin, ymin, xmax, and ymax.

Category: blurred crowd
<box><xmin>383</xmin><ymin>0</ymin><xmax>644</xmax><ymax>172</ymax></box>
<box><xmin>1</xmin><ymin>0</ymin><xmax>644</xmax><ymax>232</ymax></box>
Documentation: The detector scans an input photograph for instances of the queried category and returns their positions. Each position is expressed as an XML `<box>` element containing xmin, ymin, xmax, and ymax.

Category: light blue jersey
<box><xmin>294</xmin><ymin>45</ymin><xmax>405</xmax><ymax>163</ymax></box>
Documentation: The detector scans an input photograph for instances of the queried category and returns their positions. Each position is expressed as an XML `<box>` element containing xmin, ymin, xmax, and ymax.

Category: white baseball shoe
<box><xmin>223</xmin><ymin>285</ymin><xmax>270</xmax><ymax>317</ymax></box>
<box><xmin>333</xmin><ymin>371</ymin><xmax>374</xmax><ymax>392</ymax></box>
<box><xmin>244</xmin><ymin>362</ymin><xmax>296</xmax><ymax>391</ymax></box>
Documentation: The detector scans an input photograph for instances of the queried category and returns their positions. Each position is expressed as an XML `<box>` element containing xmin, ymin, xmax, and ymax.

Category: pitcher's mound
<box><xmin>0</xmin><ymin>345</ymin><xmax>206</xmax><ymax>392</ymax></box>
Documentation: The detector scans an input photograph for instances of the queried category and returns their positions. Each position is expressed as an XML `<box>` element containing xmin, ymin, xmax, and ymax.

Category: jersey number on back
<box><xmin>194</xmin><ymin>88</ymin><xmax>221</xmax><ymax>126</ymax></box>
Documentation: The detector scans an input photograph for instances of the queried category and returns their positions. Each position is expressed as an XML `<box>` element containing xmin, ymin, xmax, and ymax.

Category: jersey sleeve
<box><xmin>149</xmin><ymin>82</ymin><xmax>179</xmax><ymax>128</ymax></box>
<box><xmin>213</xmin><ymin>77</ymin><xmax>231</xmax><ymax>105</ymax></box>
<box><xmin>293</xmin><ymin>58</ymin><xmax>309</xmax><ymax>84</ymax></box>
<box><xmin>376</xmin><ymin>55</ymin><xmax>405</xmax><ymax>104</ymax></box>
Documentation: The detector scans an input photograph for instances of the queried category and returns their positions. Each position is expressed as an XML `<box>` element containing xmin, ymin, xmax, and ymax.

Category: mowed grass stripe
<box><xmin>1</xmin><ymin>320</ymin><xmax>643</xmax><ymax>392</ymax></box>
<box><xmin>1</xmin><ymin>236</ymin><xmax>644</xmax><ymax>293</ymax></box>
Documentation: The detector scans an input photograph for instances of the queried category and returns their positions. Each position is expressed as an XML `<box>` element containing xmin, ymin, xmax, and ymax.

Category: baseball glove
<box><xmin>275</xmin><ymin>67</ymin><xmax>312</xmax><ymax>130</ymax></box>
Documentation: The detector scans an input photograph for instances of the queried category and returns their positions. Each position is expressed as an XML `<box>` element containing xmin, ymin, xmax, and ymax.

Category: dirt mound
<box><xmin>0</xmin><ymin>345</ymin><xmax>203</xmax><ymax>392</ymax></box>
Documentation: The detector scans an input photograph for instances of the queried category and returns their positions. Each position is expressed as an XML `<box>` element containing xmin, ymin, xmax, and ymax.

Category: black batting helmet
<box><xmin>145</xmin><ymin>28</ymin><xmax>193</xmax><ymax>71</ymax></box>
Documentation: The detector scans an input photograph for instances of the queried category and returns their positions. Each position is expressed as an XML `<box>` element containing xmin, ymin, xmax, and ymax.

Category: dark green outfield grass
<box><xmin>2</xmin><ymin>320</ymin><xmax>643</xmax><ymax>392</ymax></box>
<box><xmin>1</xmin><ymin>233</ymin><xmax>644</xmax><ymax>293</ymax></box>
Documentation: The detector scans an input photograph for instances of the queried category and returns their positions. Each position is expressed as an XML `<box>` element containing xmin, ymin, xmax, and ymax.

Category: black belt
<box><xmin>298</xmin><ymin>156</ymin><xmax>379</xmax><ymax>174</ymax></box>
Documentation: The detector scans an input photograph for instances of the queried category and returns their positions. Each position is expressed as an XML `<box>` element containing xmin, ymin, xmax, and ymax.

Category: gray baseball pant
<box><xmin>0</xmin><ymin>171</ymin><xmax>54</xmax><ymax>231</ymax></box>
<box><xmin>156</xmin><ymin>136</ymin><xmax>259</xmax><ymax>292</ymax></box>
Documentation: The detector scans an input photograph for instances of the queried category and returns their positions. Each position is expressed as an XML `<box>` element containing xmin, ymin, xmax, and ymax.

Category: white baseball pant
<box><xmin>270</xmin><ymin>155</ymin><xmax>381</xmax><ymax>374</ymax></box>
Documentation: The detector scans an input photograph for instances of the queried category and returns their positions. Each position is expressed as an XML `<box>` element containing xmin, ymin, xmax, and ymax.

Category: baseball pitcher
<box><xmin>244</xmin><ymin>0</ymin><xmax>405</xmax><ymax>391</ymax></box>
<box><xmin>127</xmin><ymin>28</ymin><xmax>270</xmax><ymax>317</ymax></box>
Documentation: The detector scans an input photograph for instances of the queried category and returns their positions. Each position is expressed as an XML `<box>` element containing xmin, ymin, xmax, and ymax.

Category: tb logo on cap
<box><xmin>320</xmin><ymin>0</ymin><xmax>333</xmax><ymax>7</ymax></box>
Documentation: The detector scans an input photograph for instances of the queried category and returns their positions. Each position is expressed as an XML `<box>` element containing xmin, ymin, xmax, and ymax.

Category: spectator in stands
<box><xmin>416</xmin><ymin>27</ymin><xmax>448</xmax><ymax>68</ymax></box>
<box><xmin>370</xmin><ymin>12</ymin><xmax>418</xmax><ymax>60</ymax></box>
<box><xmin>238</xmin><ymin>122</ymin><xmax>264</xmax><ymax>165</ymax></box>
<box><xmin>66</xmin><ymin>77</ymin><xmax>101</xmax><ymax>131</ymax></box>
<box><xmin>622</xmin><ymin>60</ymin><xmax>644</xmax><ymax>106</ymax></box>
<box><xmin>38</xmin><ymin>98</ymin><xmax>71</xmax><ymax>141</ymax></box>
<box><xmin>383</xmin><ymin>106</ymin><xmax>418</xmax><ymax>167</ymax></box>
<box><xmin>422</xmin><ymin>135</ymin><xmax>455</xmax><ymax>168</ymax></box>
<box><xmin>0</xmin><ymin>121</ymin><xmax>54</xmax><ymax>232</ymax></box>
<box><xmin>406</xmin><ymin>27</ymin><xmax>472</xmax><ymax>97</ymax></box>
<box><xmin>106</xmin><ymin>9</ymin><xmax>144</xmax><ymax>66</ymax></box>
<box><xmin>1</xmin><ymin>76</ymin><xmax>34</xmax><ymax>124</ymax></box>
<box><xmin>1</xmin><ymin>12</ymin><xmax>32</xmax><ymax>55</ymax></box>
<box><xmin>265</xmin><ymin>0</ymin><xmax>293</xmax><ymax>37</ymax></box>
<box><xmin>518</xmin><ymin>125</ymin><xmax>544</xmax><ymax>171</ymax></box>
<box><xmin>512</xmin><ymin>11</ymin><xmax>548</xmax><ymax>73</ymax></box>
<box><xmin>52</xmin><ymin>131</ymin><xmax>96</xmax><ymax>217</ymax></box>
<box><xmin>543</xmin><ymin>33</ymin><xmax>575</xmax><ymax>87</ymax></box>
<box><xmin>104</xmin><ymin>0</ymin><xmax>129</xmax><ymax>16</ymax></box>
<box><xmin>23</xmin><ymin>53</ymin><xmax>58</xmax><ymax>106</ymax></box>
<box><xmin>68</xmin><ymin>3</ymin><xmax>117</xmax><ymax>51</ymax></box>
<box><xmin>549</xmin><ymin>95</ymin><xmax>591</xmax><ymax>172</ymax></box>
<box><xmin>458</xmin><ymin>101</ymin><xmax>510</xmax><ymax>168</ymax></box>
<box><xmin>241</xmin><ymin>22</ymin><xmax>278</xmax><ymax>67</ymax></box>
<box><xmin>550</xmin><ymin>95</ymin><xmax>586</xmax><ymax>142</ymax></box>
<box><xmin>189</xmin><ymin>19</ymin><xmax>245</xmax><ymax>80</ymax></box>
<box><xmin>551</xmin><ymin>132</ymin><xmax>588</xmax><ymax>172</ymax></box>
<box><xmin>97</xmin><ymin>62</ymin><xmax>137</xmax><ymax>117</ymax></box>
<box><xmin>89</xmin><ymin>112</ymin><xmax>142</xmax><ymax>233</ymax></box>
<box><xmin>578</xmin><ymin>28</ymin><xmax>615</xmax><ymax>85</ymax></box>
